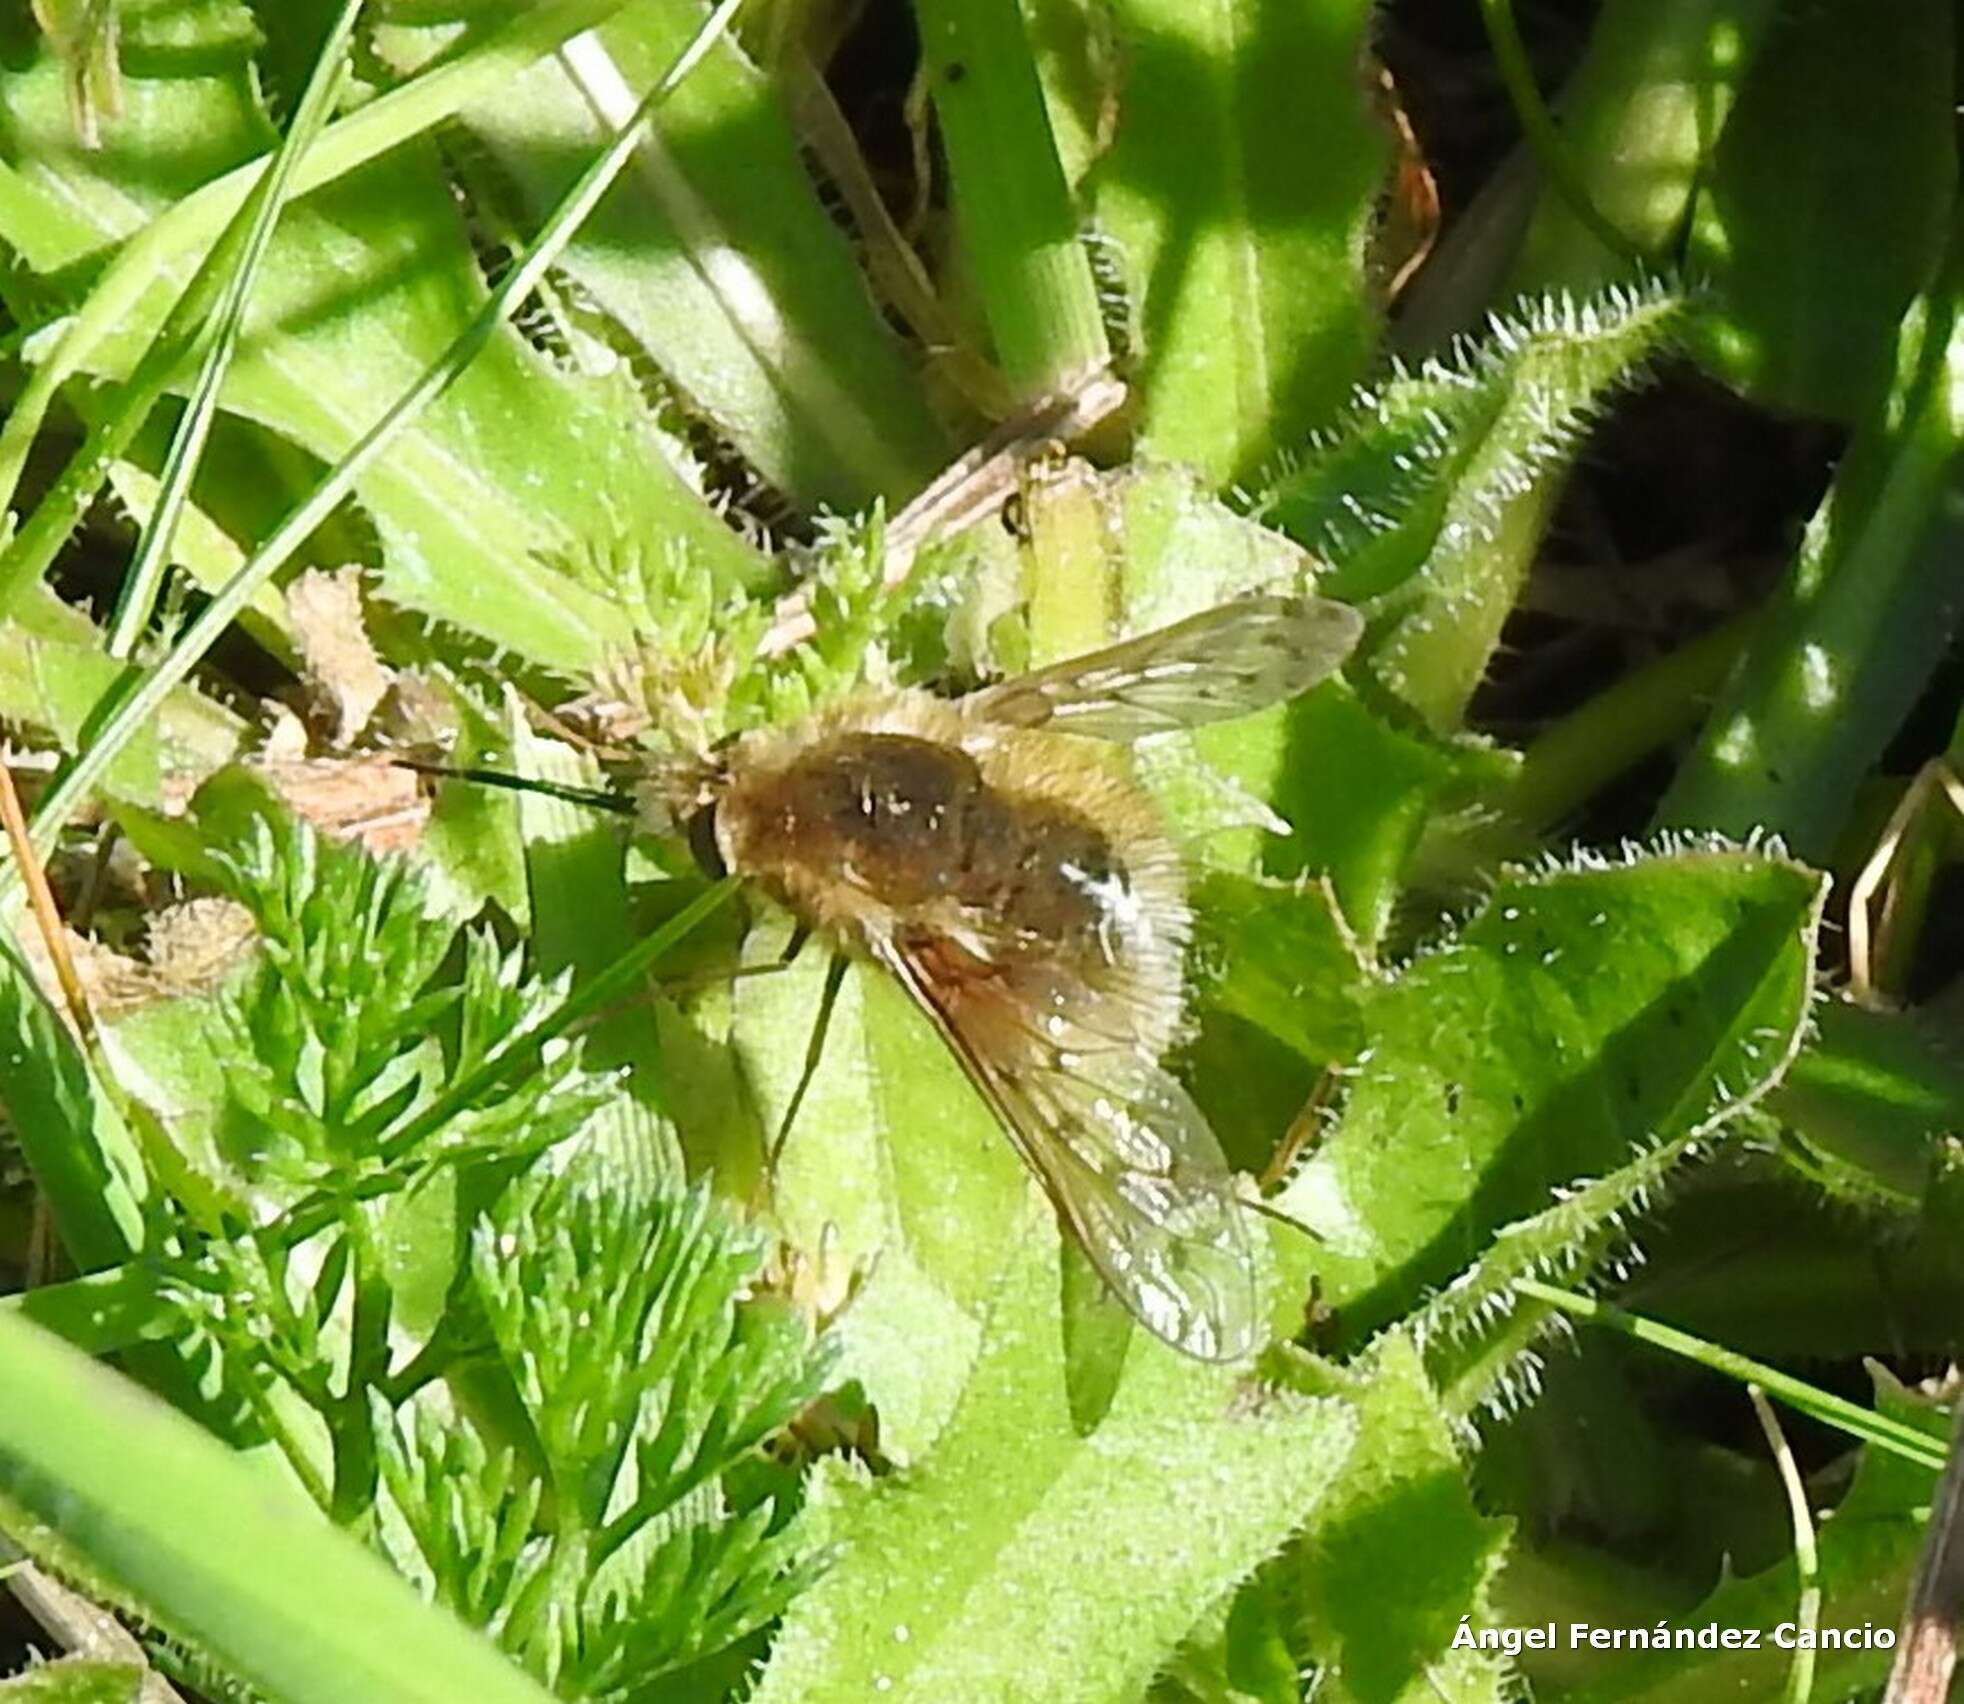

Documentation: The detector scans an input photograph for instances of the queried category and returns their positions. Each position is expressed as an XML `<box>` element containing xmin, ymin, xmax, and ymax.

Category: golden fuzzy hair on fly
<box><xmin>708</xmin><ymin>686</ymin><xmax>1192</xmax><ymax>1049</ymax></box>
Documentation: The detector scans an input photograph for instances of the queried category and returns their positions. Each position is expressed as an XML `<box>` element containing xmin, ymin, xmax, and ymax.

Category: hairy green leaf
<box><xmin>1277</xmin><ymin>843</ymin><xmax>1825</xmax><ymax>1347</ymax></box>
<box><xmin>1253</xmin><ymin>283</ymin><xmax>1685</xmax><ymax>734</ymax></box>
<box><xmin>750</xmin><ymin>1205</ymin><xmax>1356</xmax><ymax>1704</ymax></box>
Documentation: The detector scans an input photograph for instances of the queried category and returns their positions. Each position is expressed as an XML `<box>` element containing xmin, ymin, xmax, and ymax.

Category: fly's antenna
<box><xmin>391</xmin><ymin>758</ymin><xmax>636</xmax><ymax>816</ymax></box>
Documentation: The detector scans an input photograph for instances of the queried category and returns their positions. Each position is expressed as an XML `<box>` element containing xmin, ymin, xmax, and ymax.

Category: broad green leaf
<box><xmin>1187</xmin><ymin>869</ymin><xmax>1369</xmax><ymax>1071</ymax></box>
<box><xmin>1687</xmin><ymin>0</ymin><xmax>1955</xmax><ymax>422</ymax></box>
<box><xmin>749</xmin><ymin>1202</ymin><xmax>1357</xmax><ymax>1704</ymax></box>
<box><xmin>1558</xmin><ymin>1366</ymin><xmax>1946</xmax><ymax>1704</ymax></box>
<box><xmin>104</xmin><ymin>451</ymin><xmax>293</xmax><ymax>650</ymax></box>
<box><xmin>1252</xmin><ymin>283</ymin><xmax>1686</xmax><ymax>734</ymax></box>
<box><xmin>1658</xmin><ymin>245</ymin><xmax>1964</xmax><ymax>859</ymax></box>
<box><xmin>1277</xmin><ymin>845</ymin><xmax>1826</xmax><ymax>1346</ymax></box>
<box><xmin>1262</xmin><ymin>682</ymin><xmax>1517</xmax><ymax>947</ymax></box>
<box><xmin>0</xmin><ymin>1310</ymin><xmax>558</xmax><ymax>1704</ymax></box>
<box><xmin>386</xmin><ymin>2</ymin><xmax>948</xmax><ymax>510</ymax></box>
<box><xmin>0</xmin><ymin>11</ymin><xmax>765</xmax><ymax>667</ymax></box>
<box><xmin>1080</xmin><ymin>0</ymin><xmax>1388</xmax><ymax>484</ymax></box>
<box><xmin>1284</xmin><ymin>1336</ymin><xmax>1512</xmax><ymax>1704</ymax></box>
<box><xmin>726</xmin><ymin>934</ymin><xmax>1029</xmax><ymax>1457</ymax></box>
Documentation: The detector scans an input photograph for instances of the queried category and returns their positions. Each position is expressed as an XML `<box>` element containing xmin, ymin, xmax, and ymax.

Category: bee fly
<box><xmin>426</xmin><ymin>592</ymin><xmax>1362</xmax><ymax>1361</ymax></box>
<box><xmin>675</xmin><ymin>588</ymin><xmax>1371</xmax><ymax>1361</ymax></box>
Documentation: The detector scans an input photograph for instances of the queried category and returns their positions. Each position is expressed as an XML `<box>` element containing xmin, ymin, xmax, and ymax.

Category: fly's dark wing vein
<box><xmin>966</xmin><ymin>593</ymin><xmax>1363</xmax><ymax>741</ymax></box>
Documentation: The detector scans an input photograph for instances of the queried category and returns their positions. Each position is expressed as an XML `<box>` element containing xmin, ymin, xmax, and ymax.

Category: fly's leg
<box><xmin>648</xmin><ymin>923</ymin><xmax>811</xmax><ymax>1004</ymax></box>
<box><xmin>766</xmin><ymin>950</ymin><xmax>849</xmax><ymax>1182</ymax></box>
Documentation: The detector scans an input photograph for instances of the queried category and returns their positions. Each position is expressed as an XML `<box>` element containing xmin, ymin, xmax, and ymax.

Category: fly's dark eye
<box><xmin>687</xmin><ymin>804</ymin><xmax>727</xmax><ymax>879</ymax></box>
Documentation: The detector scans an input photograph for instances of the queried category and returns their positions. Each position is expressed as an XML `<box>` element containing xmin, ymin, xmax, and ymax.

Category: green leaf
<box><xmin>0</xmin><ymin>7</ymin><xmax>765</xmax><ymax>666</ymax></box>
<box><xmin>0</xmin><ymin>1662</ymin><xmax>141</xmax><ymax>1704</ymax></box>
<box><xmin>1614</xmin><ymin>1169</ymin><xmax>1964</xmax><ymax>1363</ymax></box>
<box><xmin>1252</xmin><ymin>284</ymin><xmax>1685</xmax><ymax>733</ymax></box>
<box><xmin>0</xmin><ymin>935</ymin><xmax>149</xmax><ymax>1269</ymax></box>
<box><xmin>1079</xmin><ymin>0</ymin><xmax>1388</xmax><ymax>484</ymax></box>
<box><xmin>1187</xmin><ymin>870</ymin><xmax>1369</xmax><ymax>1070</ymax></box>
<box><xmin>749</xmin><ymin>1202</ymin><xmax>1357</xmax><ymax>1704</ymax></box>
<box><xmin>1262</xmin><ymin>682</ymin><xmax>1516</xmax><ymax>947</ymax></box>
<box><xmin>1771</xmin><ymin>997</ymin><xmax>1964</xmax><ymax>1208</ymax></box>
<box><xmin>1284</xmin><ymin>1336</ymin><xmax>1512</xmax><ymax>1704</ymax></box>
<box><xmin>391</xmin><ymin>1167</ymin><xmax>829</xmax><ymax>1694</ymax></box>
<box><xmin>913</xmin><ymin>0</ymin><xmax>1110</xmax><ymax>390</ymax></box>
<box><xmin>0</xmin><ymin>604</ymin><xmax>243</xmax><ymax>806</ymax></box>
<box><xmin>392</xmin><ymin>1</ymin><xmax>949</xmax><ymax>509</ymax></box>
<box><xmin>727</xmin><ymin>935</ymin><xmax>1030</xmax><ymax>1457</ymax></box>
<box><xmin>1657</xmin><ymin>241</ymin><xmax>1964</xmax><ymax>858</ymax></box>
<box><xmin>0</xmin><ymin>1309</ymin><xmax>558</xmax><ymax>1704</ymax></box>
<box><xmin>509</xmin><ymin>720</ymin><xmax>678</xmax><ymax>1184</ymax></box>
<box><xmin>1557</xmin><ymin>1366</ymin><xmax>1945</xmax><ymax>1704</ymax></box>
<box><xmin>1277</xmin><ymin>844</ymin><xmax>1826</xmax><ymax>1346</ymax></box>
<box><xmin>1687</xmin><ymin>0</ymin><xmax>1956</xmax><ymax>422</ymax></box>
<box><xmin>0</xmin><ymin>0</ymin><xmax>651</xmax><ymax>523</ymax></box>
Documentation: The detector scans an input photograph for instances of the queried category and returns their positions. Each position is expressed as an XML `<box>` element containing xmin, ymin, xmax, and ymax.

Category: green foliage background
<box><xmin>0</xmin><ymin>2</ymin><xmax>1959</xmax><ymax>1702</ymax></box>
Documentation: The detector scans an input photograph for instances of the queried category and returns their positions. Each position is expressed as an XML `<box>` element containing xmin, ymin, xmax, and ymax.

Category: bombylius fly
<box><xmin>659</xmin><ymin>591</ymin><xmax>1361</xmax><ymax>1361</ymax></box>
<box><xmin>422</xmin><ymin>591</ymin><xmax>1361</xmax><ymax>1361</ymax></box>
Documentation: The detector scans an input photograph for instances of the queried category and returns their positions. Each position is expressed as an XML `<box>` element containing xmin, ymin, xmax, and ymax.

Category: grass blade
<box><xmin>0</xmin><ymin>1309</ymin><xmax>557</xmax><ymax>1704</ymax></box>
<box><xmin>102</xmin><ymin>0</ymin><xmax>362</xmax><ymax>659</ymax></box>
<box><xmin>18</xmin><ymin>0</ymin><xmax>750</xmax><ymax>867</ymax></box>
<box><xmin>912</xmin><ymin>0</ymin><xmax>1109</xmax><ymax>390</ymax></box>
<box><xmin>0</xmin><ymin>0</ymin><xmax>641</xmax><ymax>528</ymax></box>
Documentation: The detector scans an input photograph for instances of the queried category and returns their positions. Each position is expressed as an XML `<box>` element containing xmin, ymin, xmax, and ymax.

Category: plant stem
<box><xmin>1656</xmin><ymin>222</ymin><xmax>1964</xmax><ymax>857</ymax></box>
<box><xmin>910</xmin><ymin>0</ymin><xmax>1109</xmax><ymax>392</ymax></box>
<box><xmin>1476</xmin><ymin>0</ymin><xmax>1646</xmax><ymax>264</ymax></box>
<box><xmin>1516</xmin><ymin>1278</ymin><xmax>1948</xmax><ymax>1471</ymax></box>
<box><xmin>1510</xmin><ymin>612</ymin><xmax>1752</xmax><ymax>834</ymax></box>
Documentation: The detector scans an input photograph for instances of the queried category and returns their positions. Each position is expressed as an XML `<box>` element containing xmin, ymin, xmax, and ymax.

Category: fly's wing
<box><xmin>965</xmin><ymin>593</ymin><xmax>1363</xmax><ymax>741</ymax></box>
<box><xmin>874</xmin><ymin>941</ymin><xmax>1260</xmax><ymax>1361</ymax></box>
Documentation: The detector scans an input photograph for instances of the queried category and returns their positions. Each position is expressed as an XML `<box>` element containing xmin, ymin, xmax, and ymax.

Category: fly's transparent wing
<box><xmin>876</xmin><ymin>941</ymin><xmax>1260</xmax><ymax>1361</ymax></box>
<box><xmin>966</xmin><ymin>593</ymin><xmax>1363</xmax><ymax>740</ymax></box>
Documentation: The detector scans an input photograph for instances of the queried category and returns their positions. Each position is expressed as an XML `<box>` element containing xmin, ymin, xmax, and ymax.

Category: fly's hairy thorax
<box><xmin>711</xmin><ymin>691</ymin><xmax>1190</xmax><ymax>1049</ymax></box>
